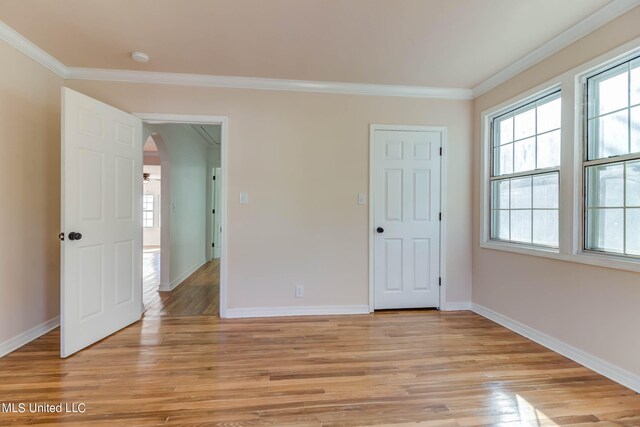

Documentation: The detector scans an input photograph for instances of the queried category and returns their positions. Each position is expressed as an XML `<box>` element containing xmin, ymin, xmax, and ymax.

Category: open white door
<box><xmin>61</xmin><ymin>88</ymin><xmax>143</xmax><ymax>357</ymax></box>
<box><xmin>372</xmin><ymin>128</ymin><xmax>441</xmax><ymax>309</ymax></box>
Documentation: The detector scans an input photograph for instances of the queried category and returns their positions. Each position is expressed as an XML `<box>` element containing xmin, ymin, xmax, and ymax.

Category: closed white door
<box><xmin>61</xmin><ymin>88</ymin><xmax>143</xmax><ymax>357</ymax></box>
<box><xmin>213</xmin><ymin>167</ymin><xmax>222</xmax><ymax>259</ymax></box>
<box><xmin>372</xmin><ymin>129</ymin><xmax>441</xmax><ymax>309</ymax></box>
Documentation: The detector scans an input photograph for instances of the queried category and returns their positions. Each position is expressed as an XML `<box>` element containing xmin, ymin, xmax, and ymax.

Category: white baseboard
<box><xmin>0</xmin><ymin>316</ymin><xmax>60</xmax><ymax>358</ymax></box>
<box><xmin>225</xmin><ymin>305</ymin><xmax>370</xmax><ymax>319</ymax></box>
<box><xmin>160</xmin><ymin>258</ymin><xmax>206</xmax><ymax>292</ymax></box>
<box><xmin>472</xmin><ymin>303</ymin><xmax>640</xmax><ymax>393</ymax></box>
<box><xmin>440</xmin><ymin>301</ymin><xmax>472</xmax><ymax>311</ymax></box>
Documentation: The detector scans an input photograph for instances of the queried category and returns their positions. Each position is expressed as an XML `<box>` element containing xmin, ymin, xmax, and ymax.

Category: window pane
<box><xmin>536</xmin><ymin>130</ymin><xmax>560</xmax><ymax>169</ymax></box>
<box><xmin>494</xmin><ymin>144</ymin><xmax>513</xmax><ymax>176</ymax></box>
<box><xmin>586</xmin><ymin>208</ymin><xmax>624</xmax><ymax>253</ymax></box>
<box><xmin>488</xmin><ymin>90</ymin><xmax>561</xmax><ymax>249</ymax></box>
<box><xmin>537</xmin><ymin>94</ymin><xmax>561</xmax><ymax>133</ymax></box>
<box><xmin>627</xmin><ymin>160</ymin><xmax>640</xmax><ymax>207</ymax></box>
<box><xmin>511</xmin><ymin>210</ymin><xmax>532</xmax><ymax>243</ymax></box>
<box><xmin>588</xmin><ymin>110</ymin><xmax>629</xmax><ymax>159</ymax></box>
<box><xmin>588</xmin><ymin>63</ymin><xmax>628</xmax><ymax>117</ymax></box>
<box><xmin>510</xmin><ymin>176</ymin><xmax>531</xmax><ymax>209</ymax></box>
<box><xmin>491</xmin><ymin>210</ymin><xmax>509</xmax><ymax>240</ymax></box>
<box><xmin>532</xmin><ymin>173</ymin><xmax>558</xmax><ymax>208</ymax></box>
<box><xmin>513</xmin><ymin>137</ymin><xmax>535</xmax><ymax>173</ymax></box>
<box><xmin>491</xmin><ymin>180</ymin><xmax>509</xmax><ymax>209</ymax></box>
<box><xmin>627</xmin><ymin>208</ymin><xmax>640</xmax><ymax>255</ymax></box>
<box><xmin>533</xmin><ymin>210</ymin><xmax>558</xmax><ymax>246</ymax></box>
<box><xmin>143</xmin><ymin>210</ymin><xmax>154</xmax><ymax>228</ymax></box>
<box><xmin>514</xmin><ymin>105</ymin><xmax>536</xmax><ymax>140</ymax></box>
<box><xmin>586</xmin><ymin>164</ymin><xmax>624</xmax><ymax>207</ymax></box>
<box><xmin>496</xmin><ymin>115</ymin><xmax>513</xmax><ymax>146</ymax></box>
<box><xmin>631</xmin><ymin>58</ymin><xmax>640</xmax><ymax>106</ymax></box>
<box><xmin>631</xmin><ymin>106</ymin><xmax>640</xmax><ymax>154</ymax></box>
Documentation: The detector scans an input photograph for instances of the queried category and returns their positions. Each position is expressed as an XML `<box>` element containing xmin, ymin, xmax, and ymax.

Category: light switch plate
<box><xmin>239</xmin><ymin>192</ymin><xmax>249</xmax><ymax>204</ymax></box>
<box><xmin>357</xmin><ymin>193</ymin><xmax>366</xmax><ymax>205</ymax></box>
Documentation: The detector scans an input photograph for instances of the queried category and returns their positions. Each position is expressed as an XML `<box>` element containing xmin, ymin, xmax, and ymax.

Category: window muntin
<box><xmin>585</xmin><ymin>55</ymin><xmax>640</xmax><ymax>257</ymax></box>
<box><xmin>493</xmin><ymin>91</ymin><xmax>561</xmax><ymax>177</ymax></box>
<box><xmin>143</xmin><ymin>194</ymin><xmax>154</xmax><ymax>228</ymax></box>
<box><xmin>489</xmin><ymin>90</ymin><xmax>561</xmax><ymax>248</ymax></box>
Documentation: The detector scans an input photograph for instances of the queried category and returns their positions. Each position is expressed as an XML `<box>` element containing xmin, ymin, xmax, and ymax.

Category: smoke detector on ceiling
<box><xmin>131</xmin><ymin>51</ymin><xmax>149</xmax><ymax>63</ymax></box>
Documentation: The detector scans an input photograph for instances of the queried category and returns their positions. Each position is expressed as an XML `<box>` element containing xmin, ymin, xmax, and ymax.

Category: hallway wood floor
<box><xmin>1</xmin><ymin>267</ymin><xmax>639</xmax><ymax>425</ymax></box>
<box><xmin>142</xmin><ymin>249</ymin><xmax>220</xmax><ymax>317</ymax></box>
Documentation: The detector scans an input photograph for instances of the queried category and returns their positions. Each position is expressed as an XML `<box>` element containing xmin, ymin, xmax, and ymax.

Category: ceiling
<box><xmin>143</xmin><ymin>164</ymin><xmax>161</xmax><ymax>180</ymax></box>
<box><xmin>0</xmin><ymin>0</ymin><xmax>621</xmax><ymax>89</ymax></box>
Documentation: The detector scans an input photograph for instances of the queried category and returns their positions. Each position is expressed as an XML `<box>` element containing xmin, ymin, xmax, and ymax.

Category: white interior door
<box><xmin>213</xmin><ymin>167</ymin><xmax>222</xmax><ymax>259</ymax></box>
<box><xmin>61</xmin><ymin>88</ymin><xmax>143</xmax><ymax>357</ymax></box>
<box><xmin>373</xmin><ymin>129</ymin><xmax>441</xmax><ymax>309</ymax></box>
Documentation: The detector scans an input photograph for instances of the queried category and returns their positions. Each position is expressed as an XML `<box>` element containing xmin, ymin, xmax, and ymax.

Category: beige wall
<box><xmin>0</xmin><ymin>42</ymin><xmax>63</xmax><ymax>346</ymax></box>
<box><xmin>473</xmin><ymin>6</ymin><xmax>640</xmax><ymax>376</ymax></box>
<box><xmin>64</xmin><ymin>80</ymin><xmax>473</xmax><ymax>310</ymax></box>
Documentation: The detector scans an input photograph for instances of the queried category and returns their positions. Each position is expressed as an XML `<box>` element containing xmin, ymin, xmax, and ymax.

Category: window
<box><xmin>584</xmin><ymin>55</ymin><xmax>640</xmax><ymax>257</ymax></box>
<box><xmin>143</xmin><ymin>194</ymin><xmax>154</xmax><ymax>228</ymax></box>
<box><xmin>489</xmin><ymin>90</ymin><xmax>561</xmax><ymax>248</ymax></box>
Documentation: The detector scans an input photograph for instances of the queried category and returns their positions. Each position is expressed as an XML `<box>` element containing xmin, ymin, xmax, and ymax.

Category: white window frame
<box><xmin>143</xmin><ymin>194</ymin><xmax>154</xmax><ymax>228</ymax></box>
<box><xmin>479</xmin><ymin>36</ymin><xmax>640</xmax><ymax>274</ymax></box>
<box><xmin>580</xmin><ymin>53</ymin><xmax>640</xmax><ymax>259</ymax></box>
<box><xmin>487</xmin><ymin>88</ymin><xmax>562</xmax><ymax>249</ymax></box>
<box><xmin>481</xmin><ymin>84</ymin><xmax>563</xmax><ymax>256</ymax></box>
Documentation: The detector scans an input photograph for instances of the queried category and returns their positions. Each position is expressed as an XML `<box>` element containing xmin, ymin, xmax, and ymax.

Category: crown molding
<box><xmin>472</xmin><ymin>0</ymin><xmax>640</xmax><ymax>98</ymax></box>
<box><xmin>65</xmin><ymin>67</ymin><xmax>473</xmax><ymax>100</ymax></box>
<box><xmin>0</xmin><ymin>20</ymin><xmax>67</xmax><ymax>77</ymax></box>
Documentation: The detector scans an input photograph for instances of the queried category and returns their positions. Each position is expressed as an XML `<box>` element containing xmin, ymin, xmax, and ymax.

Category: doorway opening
<box><xmin>142</xmin><ymin>136</ymin><xmax>162</xmax><ymax>308</ymax></box>
<box><xmin>138</xmin><ymin>116</ymin><xmax>227</xmax><ymax>318</ymax></box>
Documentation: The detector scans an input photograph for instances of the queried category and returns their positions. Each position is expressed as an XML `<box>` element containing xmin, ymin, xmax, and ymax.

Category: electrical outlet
<box><xmin>295</xmin><ymin>285</ymin><xmax>304</xmax><ymax>298</ymax></box>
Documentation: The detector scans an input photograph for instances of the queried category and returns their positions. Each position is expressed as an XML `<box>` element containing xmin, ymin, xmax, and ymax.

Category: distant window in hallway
<box><xmin>143</xmin><ymin>194</ymin><xmax>154</xmax><ymax>228</ymax></box>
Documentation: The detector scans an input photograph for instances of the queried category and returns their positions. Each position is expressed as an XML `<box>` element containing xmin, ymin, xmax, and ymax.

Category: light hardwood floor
<box><xmin>1</xmin><ymin>267</ymin><xmax>639</xmax><ymax>425</ymax></box>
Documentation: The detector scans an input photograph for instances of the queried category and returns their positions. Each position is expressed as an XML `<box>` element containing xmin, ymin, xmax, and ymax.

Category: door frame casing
<box><xmin>368</xmin><ymin>124</ymin><xmax>448</xmax><ymax>312</ymax></box>
<box><xmin>134</xmin><ymin>113</ymin><xmax>229</xmax><ymax>318</ymax></box>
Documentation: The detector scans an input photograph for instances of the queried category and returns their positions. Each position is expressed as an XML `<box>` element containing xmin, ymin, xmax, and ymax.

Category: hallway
<box><xmin>143</xmin><ymin>247</ymin><xmax>220</xmax><ymax>317</ymax></box>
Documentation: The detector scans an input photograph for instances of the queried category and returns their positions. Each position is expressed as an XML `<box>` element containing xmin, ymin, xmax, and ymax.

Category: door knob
<box><xmin>68</xmin><ymin>232</ymin><xmax>83</xmax><ymax>241</ymax></box>
<box><xmin>376</xmin><ymin>227</ymin><xmax>384</xmax><ymax>233</ymax></box>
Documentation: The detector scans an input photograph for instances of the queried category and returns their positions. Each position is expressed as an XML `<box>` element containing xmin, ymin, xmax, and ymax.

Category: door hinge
<box><xmin>439</xmin><ymin>277</ymin><xmax>442</xmax><ymax>287</ymax></box>
<box><xmin>213</xmin><ymin>175</ymin><xmax>216</xmax><ymax>181</ymax></box>
<box><xmin>212</xmin><ymin>209</ymin><xmax>215</xmax><ymax>214</ymax></box>
<box><xmin>212</xmin><ymin>242</ymin><xmax>215</xmax><ymax>248</ymax></box>
<box><xmin>439</xmin><ymin>212</ymin><xmax>442</xmax><ymax>221</ymax></box>
<box><xmin>439</xmin><ymin>147</ymin><xmax>442</xmax><ymax>156</ymax></box>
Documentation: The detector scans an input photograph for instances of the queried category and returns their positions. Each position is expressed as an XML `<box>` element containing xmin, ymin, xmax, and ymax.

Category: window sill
<box><xmin>479</xmin><ymin>240</ymin><xmax>640</xmax><ymax>274</ymax></box>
